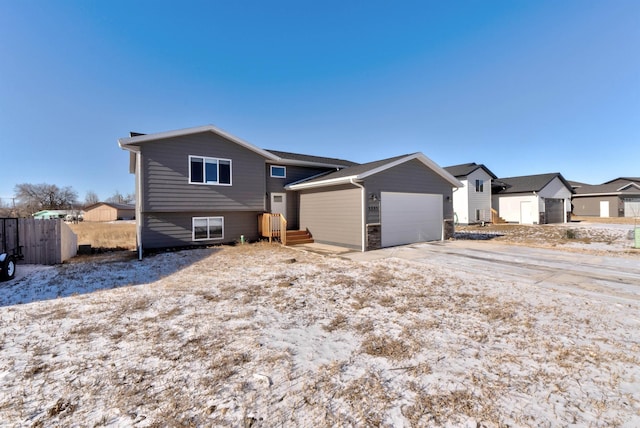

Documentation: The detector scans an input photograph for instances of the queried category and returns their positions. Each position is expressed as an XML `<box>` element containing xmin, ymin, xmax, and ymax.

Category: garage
<box><xmin>624</xmin><ymin>198</ymin><xmax>640</xmax><ymax>218</ymax></box>
<box><xmin>544</xmin><ymin>198</ymin><xmax>564</xmax><ymax>224</ymax></box>
<box><xmin>381</xmin><ymin>192</ymin><xmax>443</xmax><ymax>247</ymax></box>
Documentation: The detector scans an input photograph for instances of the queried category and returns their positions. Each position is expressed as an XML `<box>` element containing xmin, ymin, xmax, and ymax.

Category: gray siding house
<box><xmin>570</xmin><ymin>177</ymin><xmax>640</xmax><ymax>218</ymax></box>
<box><xmin>287</xmin><ymin>153</ymin><xmax>462</xmax><ymax>250</ymax></box>
<box><xmin>119</xmin><ymin>125</ymin><xmax>461</xmax><ymax>255</ymax></box>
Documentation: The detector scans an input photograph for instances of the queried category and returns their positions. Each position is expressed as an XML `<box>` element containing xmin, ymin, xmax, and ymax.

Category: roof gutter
<box><xmin>286</xmin><ymin>175</ymin><xmax>359</xmax><ymax>191</ymax></box>
<box><xmin>349</xmin><ymin>178</ymin><xmax>366</xmax><ymax>252</ymax></box>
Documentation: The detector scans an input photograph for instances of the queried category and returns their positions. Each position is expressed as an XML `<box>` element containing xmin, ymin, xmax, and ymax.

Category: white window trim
<box><xmin>192</xmin><ymin>216</ymin><xmax>224</xmax><ymax>241</ymax></box>
<box><xmin>270</xmin><ymin>165</ymin><xmax>287</xmax><ymax>178</ymax></box>
<box><xmin>475</xmin><ymin>179</ymin><xmax>484</xmax><ymax>193</ymax></box>
<box><xmin>189</xmin><ymin>155</ymin><xmax>233</xmax><ymax>186</ymax></box>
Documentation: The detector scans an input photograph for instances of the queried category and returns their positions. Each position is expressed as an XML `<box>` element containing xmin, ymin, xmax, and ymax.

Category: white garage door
<box><xmin>624</xmin><ymin>199</ymin><xmax>640</xmax><ymax>217</ymax></box>
<box><xmin>381</xmin><ymin>192</ymin><xmax>443</xmax><ymax>247</ymax></box>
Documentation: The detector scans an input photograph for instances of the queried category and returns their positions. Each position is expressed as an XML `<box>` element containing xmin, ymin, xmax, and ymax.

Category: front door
<box><xmin>520</xmin><ymin>201</ymin><xmax>535</xmax><ymax>224</ymax></box>
<box><xmin>271</xmin><ymin>193</ymin><xmax>287</xmax><ymax>217</ymax></box>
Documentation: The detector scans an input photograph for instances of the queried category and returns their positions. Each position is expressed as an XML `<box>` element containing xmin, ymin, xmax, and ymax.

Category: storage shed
<box><xmin>83</xmin><ymin>202</ymin><xmax>135</xmax><ymax>222</ymax></box>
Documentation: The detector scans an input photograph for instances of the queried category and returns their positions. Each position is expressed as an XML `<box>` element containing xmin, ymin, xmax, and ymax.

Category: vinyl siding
<box><xmin>466</xmin><ymin>169</ymin><xmax>493</xmax><ymax>223</ymax></box>
<box><xmin>139</xmin><ymin>132</ymin><xmax>267</xmax><ymax>212</ymax></box>
<box><xmin>452</xmin><ymin>179</ymin><xmax>470</xmax><ymax>224</ymax></box>
<box><xmin>266</xmin><ymin>165</ymin><xmax>333</xmax><ymax>230</ymax></box>
<box><xmin>141</xmin><ymin>211</ymin><xmax>260</xmax><ymax>249</ymax></box>
<box><xmin>363</xmin><ymin>159</ymin><xmax>454</xmax><ymax>219</ymax></box>
<box><xmin>540</xmin><ymin>178</ymin><xmax>572</xmax><ymax>219</ymax></box>
<box><xmin>494</xmin><ymin>195</ymin><xmax>539</xmax><ymax>223</ymax></box>
<box><xmin>299</xmin><ymin>184</ymin><xmax>362</xmax><ymax>249</ymax></box>
<box><xmin>572</xmin><ymin>196</ymin><xmax>620</xmax><ymax>217</ymax></box>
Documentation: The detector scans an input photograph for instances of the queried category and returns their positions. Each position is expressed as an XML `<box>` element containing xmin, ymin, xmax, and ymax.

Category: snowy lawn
<box><xmin>1</xmin><ymin>242</ymin><xmax>639</xmax><ymax>426</ymax></box>
<box><xmin>456</xmin><ymin>222</ymin><xmax>638</xmax><ymax>256</ymax></box>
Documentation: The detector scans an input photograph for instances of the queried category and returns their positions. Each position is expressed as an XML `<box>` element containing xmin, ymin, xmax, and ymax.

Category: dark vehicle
<box><xmin>1</xmin><ymin>218</ymin><xmax>24</xmax><ymax>281</ymax></box>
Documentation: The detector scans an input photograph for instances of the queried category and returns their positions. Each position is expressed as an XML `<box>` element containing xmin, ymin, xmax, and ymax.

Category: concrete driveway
<box><xmin>344</xmin><ymin>241</ymin><xmax>640</xmax><ymax>304</ymax></box>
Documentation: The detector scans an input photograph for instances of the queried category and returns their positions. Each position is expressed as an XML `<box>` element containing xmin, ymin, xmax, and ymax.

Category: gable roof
<box><xmin>603</xmin><ymin>177</ymin><xmax>640</xmax><ymax>185</ymax></box>
<box><xmin>118</xmin><ymin>125</ymin><xmax>281</xmax><ymax>160</ymax></box>
<box><xmin>84</xmin><ymin>202</ymin><xmax>135</xmax><ymax>211</ymax></box>
<box><xmin>286</xmin><ymin>153</ymin><xmax>463</xmax><ymax>190</ymax></box>
<box><xmin>572</xmin><ymin>180</ymin><xmax>640</xmax><ymax>196</ymax></box>
<box><xmin>118</xmin><ymin>125</ymin><xmax>359</xmax><ymax>169</ymax></box>
<box><xmin>444</xmin><ymin>162</ymin><xmax>497</xmax><ymax>179</ymax></box>
<box><xmin>568</xmin><ymin>180</ymin><xmax>591</xmax><ymax>188</ymax></box>
<box><xmin>493</xmin><ymin>173</ymin><xmax>574</xmax><ymax>194</ymax></box>
<box><xmin>264</xmin><ymin>149</ymin><xmax>357</xmax><ymax>168</ymax></box>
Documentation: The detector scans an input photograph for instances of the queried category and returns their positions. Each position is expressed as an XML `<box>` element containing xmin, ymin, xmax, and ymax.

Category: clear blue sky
<box><xmin>1</xmin><ymin>0</ymin><xmax>638</xmax><ymax>203</ymax></box>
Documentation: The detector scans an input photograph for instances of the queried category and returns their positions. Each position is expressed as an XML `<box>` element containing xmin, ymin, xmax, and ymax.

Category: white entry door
<box><xmin>600</xmin><ymin>201</ymin><xmax>609</xmax><ymax>218</ymax></box>
<box><xmin>271</xmin><ymin>193</ymin><xmax>287</xmax><ymax>217</ymax></box>
<box><xmin>520</xmin><ymin>201</ymin><xmax>535</xmax><ymax>224</ymax></box>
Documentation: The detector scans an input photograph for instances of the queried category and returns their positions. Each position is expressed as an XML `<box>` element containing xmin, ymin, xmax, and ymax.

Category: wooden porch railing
<box><xmin>258</xmin><ymin>213</ymin><xmax>288</xmax><ymax>245</ymax></box>
<box><xmin>491</xmin><ymin>208</ymin><xmax>506</xmax><ymax>224</ymax></box>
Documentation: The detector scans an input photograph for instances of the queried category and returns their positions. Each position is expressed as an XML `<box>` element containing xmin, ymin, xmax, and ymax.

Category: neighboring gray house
<box><xmin>570</xmin><ymin>177</ymin><xmax>640</xmax><ymax>218</ymax></box>
<box><xmin>492</xmin><ymin>173</ymin><xmax>574</xmax><ymax>224</ymax></box>
<box><xmin>444</xmin><ymin>163</ymin><xmax>497</xmax><ymax>225</ymax></box>
<box><xmin>118</xmin><ymin>125</ymin><xmax>461</xmax><ymax>255</ymax></box>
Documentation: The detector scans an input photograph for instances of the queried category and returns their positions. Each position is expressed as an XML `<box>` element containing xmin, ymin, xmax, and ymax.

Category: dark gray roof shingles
<box><xmin>444</xmin><ymin>162</ymin><xmax>497</xmax><ymax>179</ymax></box>
<box><xmin>493</xmin><ymin>173</ymin><xmax>573</xmax><ymax>194</ymax></box>
<box><xmin>265</xmin><ymin>149</ymin><xmax>357</xmax><ymax>167</ymax></box>
<box><xmin>289</xmin><ymin>154</ymin><xmax>413</xmax><ymax>186</ymax></box>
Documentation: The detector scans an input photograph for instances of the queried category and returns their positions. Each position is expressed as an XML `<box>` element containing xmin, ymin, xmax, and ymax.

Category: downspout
<box><xmin>136</xmin><ymin>152</ymin><xmax>143</xmax><ymax>260</ymax></box>
<box><xmin>452</xmin><ymin>187</ymin><xmax>459</xmax><ymax>227</ymax></box>
<box><xmin>349</xmin><ymin>178</ymin><xmax>366</xmax><ymax>252</ymax></box>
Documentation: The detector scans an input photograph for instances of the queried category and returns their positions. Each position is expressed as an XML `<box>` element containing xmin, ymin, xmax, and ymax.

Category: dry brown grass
<box><xmin>572</xmin><ymin>215</ymin><xmax>639</xmax><ymax>225</ymax></box>
<box><xmin>457</xmin><ymin>222</ymin><xmax>633</xmax><ymax>250</ymax></box>
<box><xmin>3</xmin><ymin>243</ymin><xmax>639</xmax><ymax>426</ymax></box>
<box><xmin>68</xmin><ymin>221</ymin><xmax>136</xmax><ymax>250</ymax></box>
<box><xmin>361</xmin><ymin>332</ymin><xmax>415</xmax><ymax>361</ymax></box>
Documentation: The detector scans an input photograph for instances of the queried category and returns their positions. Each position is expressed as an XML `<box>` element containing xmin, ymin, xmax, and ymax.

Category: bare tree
<box><xmin>106</xmin><ymin>190</ymin><xmax>134</xmax><ymax>205</ymax></box>
<box><xmin>84</xmin><ymin>190</ymin><xmax>100</xmax><ymax>206</ymax></box>
<box><xmin>14</xmin><ymin>183</ymin><xmax>78</xmax><ymax>214</ymax></box>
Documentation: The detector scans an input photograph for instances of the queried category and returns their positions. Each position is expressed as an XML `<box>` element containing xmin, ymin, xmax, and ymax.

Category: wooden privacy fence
<box><xmin>18</xmin><ymin>218</ymin><xmax>77</xmax><ymax>265</ymax></box>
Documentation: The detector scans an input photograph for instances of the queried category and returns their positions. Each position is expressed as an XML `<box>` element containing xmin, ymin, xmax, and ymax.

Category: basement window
<box><xmin>192</xmin><ymin>216</ymin><xmax>224</xmax><ymax>241</ymax></box>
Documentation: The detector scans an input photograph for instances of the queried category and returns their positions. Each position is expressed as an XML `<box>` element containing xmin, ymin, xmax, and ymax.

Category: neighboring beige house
<box><xmin>570</xmin><ymin>177</ymin><xmax>640</xmax><ymax>218</ymax></box>
<box><xmin>83</xmin><ymin>202</ymin><xmax>135</xmax><ymax>222</ymax></box>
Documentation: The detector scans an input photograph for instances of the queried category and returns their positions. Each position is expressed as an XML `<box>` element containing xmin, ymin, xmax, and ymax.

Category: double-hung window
<box><xmin>475</xmin><ymin>179</ymin><xmax>484</xmax><ymax>192</ymax></box>
<box><xmin>189</xmin><ymin>156</ymin><xmax>232</xmax><ymax>185</ymax></box>
<box><xmin>192</xmin><ymin>216</ymin><xmax>224</xmax><ymax>241</ymax></box>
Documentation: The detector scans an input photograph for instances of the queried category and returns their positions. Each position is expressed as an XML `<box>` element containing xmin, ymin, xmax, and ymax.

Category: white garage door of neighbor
<box><xmin>381</xmin><ymin>192</ymin><xmax>443</xmax><ymax>247</ymax></box>
<box><xmin>625</xmin><ymin>199</ymin><xmax>640</xmax><ymax>218</ymax></box>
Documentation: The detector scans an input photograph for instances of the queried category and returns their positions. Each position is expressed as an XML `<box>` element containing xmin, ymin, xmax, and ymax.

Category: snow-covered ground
<box><xmin>0</xmin><ymin>228</ymin><xmax>639</xmax><ymax>426</ymax></box>
<box><xmin>457</xmin><ymin>221</ymin><xmax>638</xmax><ymax>255</ymax></box>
